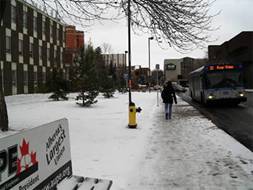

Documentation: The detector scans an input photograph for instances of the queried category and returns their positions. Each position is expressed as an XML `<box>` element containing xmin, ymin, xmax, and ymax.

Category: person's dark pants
<box><xmin>164</xmin><ymin>103</ymin><xmax>172</xmax><ymax>120</ymax></box>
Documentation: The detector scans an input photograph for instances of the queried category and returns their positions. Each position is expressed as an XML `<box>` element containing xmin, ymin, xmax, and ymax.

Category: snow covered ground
<box><xmin>3</xmin><ymin>92</ymin><xmax>253</xmax><ymax>189</ymax></box>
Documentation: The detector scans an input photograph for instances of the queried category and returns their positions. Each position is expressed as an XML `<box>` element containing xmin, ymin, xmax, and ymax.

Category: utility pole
<box><xmin>0</xmin><ymin>0</ymin><xmax>8</xmax><ymax>131</ymax></box>
<box><xmin>148</xmin><ymin>37</ymin><xmax>153</xmax><ymax>92</ymax></box>
<box><xmin>155</xmin><ymin>64</ymin><xmax>160</xmax><ymax>106</ymax></box>
<box><xmin>127</xmin><ymin>0</ymin><xmax>141</xmax><ymax>128</ymax></box>
<box><xmin>124</xmin><ymin>50</ymin><xmax>128</xmax><ymax>90</ymax></box>
<box><xmin>128</xmin><ymin>0</ymin><xmax>132</xmax><ymax>103</ymax></box>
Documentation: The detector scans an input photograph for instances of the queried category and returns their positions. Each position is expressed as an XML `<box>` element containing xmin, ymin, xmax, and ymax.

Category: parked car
<box><xmin>172</xmin><ymin>83</ymin><xmax>187</xmax><ymax>93</ymax></box>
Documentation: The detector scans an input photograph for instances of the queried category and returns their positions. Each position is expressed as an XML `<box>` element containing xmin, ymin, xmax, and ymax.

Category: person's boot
<box><xmin>165</xmin><ymin>113</ymin><xmax>168</xmax><ymax>120</ymax></box>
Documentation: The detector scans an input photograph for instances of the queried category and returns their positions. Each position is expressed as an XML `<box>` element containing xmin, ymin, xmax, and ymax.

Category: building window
<box><xmin>11</xmin><ymin>5</ymin><xmax>16</xmax><ymax>24</ymax></box>
<box><xmin>23</xmin><ymin>10</ymin><xmax>28</xmax><ymax>29</ymax></box>
<box><xmin>6</xmin><ymin>36</ymin><xmax>11</xmax><ymax>53</ymax></box>
<box><xmin>33</xmin><ymin>17</ymin><xmax>37</xmax><ymax>32</ymax></box>
<box><xmin>54</xmin><ymin>49</ymin><xmax>57</xmax><ymax>60</ymax></box>
<box><xmin>76</xmin><ymin>39</ymin><xmax>79</xmax><ymax>48</ymax></box>
<box><xmin>29</xmin><ymin>43</ymin><xmax>33</xmax><ymax>57</ymax></box>
<box><xmin>34</xmin><ymin>71</ymin><xmax>38</xmax><ymax>86</ymax></box>
<box><xmin>62</xmin><ymin>30</ymin><xmax>65</xmax><ymax>42</ymax></box>
<box><xmin>12</xmin><ymin>70</ymin><xmax>17</xmax><ymax>87</ymax></box>
<box><xmin>18</xmin><ymin>39</ymin><xmax>23</xmax><ymax>55</ymax></box>
<box><xmin>50</xmin><ymin>22</ymin><xmax>53</xmax><ymax>38</ymax></box>
<box><xmin>24</xmin><ymin>70</ymin><xmax>28</xmax><ymax>87</ymax></box>
<box><xmin>39</xmin><ymin>46</ymin><xmax>42</xmax><ymax>60</ymax></box>
<box><xmin>1</xmin><ymin>62</ymin><xmax>4</xmax><ymax>91</ymax></box>
<box><xmin>47</xmin><ymin>48</ymin><xmax>50</xmax><ymax>61</ymax></box>
<box><xmin>56</xmin><ymin>29</ymin><xmax>59</xmax><ymax>41</ymax></box>
<box><xmin>42</xmin><ymin>21</ymin><xmax>45</xmax><ymax>34</ymax></box>
<box><xmin>42</xmin><ymin>71</ymin><xmax>46</xmax><ymax>84</ymax></box>
<box><xmin>60</xmin><ymin>52</ymin><xmax>62</xmax><ymax>64</ymax></box>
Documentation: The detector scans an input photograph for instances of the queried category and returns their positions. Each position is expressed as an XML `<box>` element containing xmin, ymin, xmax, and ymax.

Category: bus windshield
<box><xmin>206</xmin><ymin>71</ymin><xmax>243</xmax><ymax>89</ymax></box>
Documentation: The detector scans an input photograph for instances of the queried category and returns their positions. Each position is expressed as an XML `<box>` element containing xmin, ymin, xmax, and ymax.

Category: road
<box><xmin>180</xmin><ymin>91</ymin><xmax>253</xmax><ymax>152</ymax></box>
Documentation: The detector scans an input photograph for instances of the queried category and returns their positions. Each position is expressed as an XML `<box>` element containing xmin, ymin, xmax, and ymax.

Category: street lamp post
<box><xmin>156</xmin><ymin>68</ymin><xmax>159</xmax><ymax>107</ymax></box>
<box><xmin>127</xmin><ymin>0</ymin><xmax>141</xmax><ymax>128</ymax></box>
<box><xmin>128</xmin><ymin>0</ymin><xmax>132</xmax><ymax>103</ymax></box>
<box><xmin>148</xmin><ymin>37</ymin><xmax>154</xmax><ymax>92</ymax></box>
<box><xmin>124</xmin><ymin>51</ymin><xmax>128</xmax><ymax>89</ymax></box>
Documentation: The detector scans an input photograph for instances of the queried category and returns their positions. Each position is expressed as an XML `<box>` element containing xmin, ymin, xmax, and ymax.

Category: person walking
<box><xmin>161</xmin><ymin>81</ymin><xmax>177</xmax><ymax>120</ymax></box>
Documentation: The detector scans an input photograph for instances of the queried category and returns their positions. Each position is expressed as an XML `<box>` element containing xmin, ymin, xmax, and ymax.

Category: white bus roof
<box><xmin>189</xmin><ymin>66</ymin><xmax>205</xmax><ymax>76</ymax></box>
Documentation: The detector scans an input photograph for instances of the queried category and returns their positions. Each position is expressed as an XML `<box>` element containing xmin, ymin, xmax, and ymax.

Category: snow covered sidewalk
<box><xmin>4</xmin><ymin>92</ymin><xmax>253</xmax><ymax>189</ymax></box>
<box><xmin>126</xmin><ymin>97</ymin><xmax>253</xmax><ymax>190</ymax></box>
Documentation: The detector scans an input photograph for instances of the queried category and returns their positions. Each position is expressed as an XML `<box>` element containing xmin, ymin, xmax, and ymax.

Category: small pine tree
<box><xmin>94</xmin><ymin>48</ymin><xmax>115</xmax><ymax>98</ymax></box>
<box><xmin>76</xmin><ymin>44</ymin><xmax>99</xmax><ymax>107</ymax></box>
<box><xmin>101</xmin><ymin>76</ymin><xmax>115</xmax><ymax>98</ymax></box>
<box><xmin>48</xmin><ymin>68</ymin><xmax>69</xmax><ymax>101</ymax></box>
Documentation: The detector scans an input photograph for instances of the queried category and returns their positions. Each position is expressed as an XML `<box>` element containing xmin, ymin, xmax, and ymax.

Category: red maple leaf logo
<box><xmin>16</xmin><ymin>158</ymin><xmax>21</xmax><ymax>175</ymax></box>
<box><xmin>20</xmin><ymin>139</ymin><xmax>29</xmax><ymax>156</ymax></box>
<box><xmin>31</xmin><ymin>151</ymin><xmax>37</xmax><ymax>165</ymax></box>
<box><xmin>17</xmin><ymin>138</ymin><xmax>38</xmax><ymax>175</ymax></box>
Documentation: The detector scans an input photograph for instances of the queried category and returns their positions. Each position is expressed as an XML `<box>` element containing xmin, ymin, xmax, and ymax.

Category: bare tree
<box><xmin>30</xmin><ymin>0</ymin><xmax>216</xmax><ymax>50</ymax></box>
<box><xmin>0</xmin><ymin>0</ymin><xmax>216</xmax><ymax>131</ymax></box>
<box><xmin>0</xmin><ymin>0</ymin><xmax>8</xmax><ymax>131</ymax></box>
<box><xmin>101</xmin><ymin>43</ymin><xmax>113</xmax><ymax>54</ymax></box>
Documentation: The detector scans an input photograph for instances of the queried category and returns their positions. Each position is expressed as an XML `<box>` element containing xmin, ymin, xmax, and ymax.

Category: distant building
<box><xmin>164</xmin><ymin>57</ymin><xmax>207</xmax><ymax>83</ymax></box>
<box><xmin>0</xmin><ymin>0</ymin><xmax>65</xmax><ymax>95</ymax></box>
<box><xmin>151</xmin><ymin>70</ymin><xmax>163</xmax><ymax>85</ymax></box>
<box><xmin>64</xmin><ymin>25</ymin><xmax>84</xmax><ymax>80</ymax></box>
<box><xmin>132</xmin><ymin>67</ymin><xmax>149</xmax><ymax>88</ymax></box>
<box><xmin>208</xmin><ymin>31</ymin><xmax>253</xmax><ymax>88</ymax></box>
<box><xmin>102</xmin><ymin>54</ymin><xmax>126</xmax><ymax>68</ymax></box>
<box><xmin>181</xmin><ymin>57</ymin><xmax>208</xmax><ymax>80</ymax></box>
<box><xmin>65</xmin><ymin>25</ymin><xmax>84</xmax><ymax>50</ymax></box>
<box><xmin>164</xmin><ymin>59</ymin><xmax>182</xmax><ymax>82</ymax></box>
<box><xmin>102</xmin><ymin>53</ymin><xmax>127</xmax><ymax>81</ymax></box>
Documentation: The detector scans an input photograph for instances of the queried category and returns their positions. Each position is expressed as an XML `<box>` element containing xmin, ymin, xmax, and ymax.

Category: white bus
<box><xmin>189</xmin><ymin>64</ymin><xmax>247</xmax><ymax>105</ymax></box>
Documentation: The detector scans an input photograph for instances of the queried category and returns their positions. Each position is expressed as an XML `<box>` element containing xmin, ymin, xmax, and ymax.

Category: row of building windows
<box><xmin>10</xmin><ymin>1</ymin><xmax>64</xmax><ymax>42</ymax></box>
<box><xmin>5</xmin><ymin>35</ymin><xmax>63</xmax><ymax>62</ymax></box>
<box><xmin>1</xmin><ymin>63</ymin><xmax>47</xmax><ymax>94</ymax></box>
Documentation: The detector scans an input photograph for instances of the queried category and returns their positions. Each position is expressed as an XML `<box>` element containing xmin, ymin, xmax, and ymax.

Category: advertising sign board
<box><xmin>0</xmin><ymin>118</ymin><xmax>72</xmax><ymax>190</ymax></box>
<box><xmin>166</xmin><ymin>63</ymin><xmax>176</xmax><ymax>70</ymax></box>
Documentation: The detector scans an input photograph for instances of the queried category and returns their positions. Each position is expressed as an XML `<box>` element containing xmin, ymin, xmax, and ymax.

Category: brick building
<box><xmin>0</xmin><ymin>0</ymin><xmax>65</xmax><ymax>95</ymax></box>
<box><xmin>63</xmin><ymin>25</ymin><xmax>84</xmax><ymax>81</ymax></box>
<box><xmin>208</xmin><ymin>32</ymin><xmax>253</xmax><ymax>88</ymax></box>
<box><xmin>64</xmin><ymin>26</ymin><xmax>84</xmax><ymax>65</ymax></box>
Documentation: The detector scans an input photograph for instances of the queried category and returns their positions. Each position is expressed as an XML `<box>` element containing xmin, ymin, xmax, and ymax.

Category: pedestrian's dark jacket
<box><xmin>161</xmin><ymin>86</ymin><xmax>177</xmax><ymax>104</ymax></box>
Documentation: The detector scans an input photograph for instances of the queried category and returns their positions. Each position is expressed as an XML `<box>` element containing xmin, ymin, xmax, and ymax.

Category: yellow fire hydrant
<box><xmin>128</xmin><ymin>102</ymin><xmax>142</xmax><ymax>128</ymax></box>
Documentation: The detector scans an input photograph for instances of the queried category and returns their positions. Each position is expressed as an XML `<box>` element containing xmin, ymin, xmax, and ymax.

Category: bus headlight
<box><xmin>239</xmin><ymin>92</ymin><xmax>244</xmax><ymax>97</ymax></box>
<box><xmin>208</xmin><ymin>95</ymin><xmax>214</xmax><ymax>99</ymax></box>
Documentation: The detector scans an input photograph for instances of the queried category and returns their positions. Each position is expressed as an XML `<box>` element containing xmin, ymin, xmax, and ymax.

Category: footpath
<box><xmin>125</xmin><ymin>97</ymin><xmax>253</xmax><ymax>190</ymax></box>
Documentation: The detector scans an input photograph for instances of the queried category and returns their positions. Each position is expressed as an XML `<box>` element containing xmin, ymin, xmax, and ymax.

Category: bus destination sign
<box><xmin>208</xmin><ymin>64</ymin><xmax>242</xmax><ymax>71</ymax></box>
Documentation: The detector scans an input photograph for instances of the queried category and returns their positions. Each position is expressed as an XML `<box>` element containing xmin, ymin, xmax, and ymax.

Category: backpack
<box><xmin>161</xmin><ymin>88</ymin><xmax>173</xmax><ymax>103</ymax></box>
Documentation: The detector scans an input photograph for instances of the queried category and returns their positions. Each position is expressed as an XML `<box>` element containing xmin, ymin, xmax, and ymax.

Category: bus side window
<box><xmin>204</xmin><ymin>75</ymin><xmax>210</xmax><ymax>89</ymax></box>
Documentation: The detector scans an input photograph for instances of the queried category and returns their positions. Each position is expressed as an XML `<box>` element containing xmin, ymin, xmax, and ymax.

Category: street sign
<box><xmin>123</xmin><ymin>73</ymin><xmax>128</xmax><ymax>80</ymax></box>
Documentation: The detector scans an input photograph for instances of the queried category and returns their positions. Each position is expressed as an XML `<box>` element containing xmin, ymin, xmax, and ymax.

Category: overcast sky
<box><xmin>75</xmin><ymin>0</ymin><xmax>253</xmax><ymax>70</ymax></box>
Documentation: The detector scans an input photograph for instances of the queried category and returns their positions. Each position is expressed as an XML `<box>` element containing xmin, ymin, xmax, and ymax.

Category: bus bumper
<box><xmin>206</xmin><ymin>97</ymin><xmax>247</xmax><ymax>104</ymax></box>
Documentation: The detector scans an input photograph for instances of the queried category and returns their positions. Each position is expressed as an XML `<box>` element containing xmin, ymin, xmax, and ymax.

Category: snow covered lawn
<box><xmin>4</xmin><ymin>92</ymin><xmax>253</xmax><ymax>189</ymax></box>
